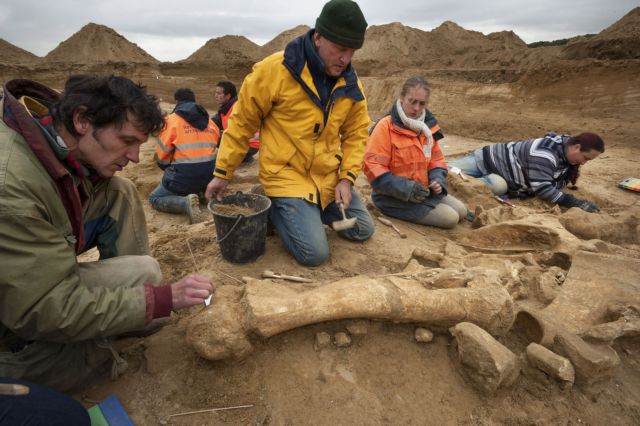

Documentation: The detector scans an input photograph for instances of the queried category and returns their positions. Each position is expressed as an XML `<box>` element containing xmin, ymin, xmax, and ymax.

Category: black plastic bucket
<box><xmin>207</xmin><ymin>192</ymin><xmax>271</xmax><ymax>263</ymax></box>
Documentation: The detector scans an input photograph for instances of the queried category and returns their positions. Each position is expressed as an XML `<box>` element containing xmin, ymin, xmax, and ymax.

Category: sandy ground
<box><xmin>72</xmin><ymin>122</ymin><xmax>640</xmax><ymax>424</ymax></box>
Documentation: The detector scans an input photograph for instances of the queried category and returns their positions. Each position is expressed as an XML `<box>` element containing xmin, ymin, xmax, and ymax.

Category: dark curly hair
<box><xmin>216</xmin><ymin>80</ymin><xmax>237</xmax><ymax>98</ymax></box>
<box><xmin>52</xmin><ymin>74</ymin><xmax>165</xmax><ymax>137</ymax></box>
<box><xmin>174</xmin><ymin>88</ymin><xmax>196</xmax><ymax>103</ymax></box>
<box><xmin>566</xmin><ymin>132</ymin><xmax>605</xmax><ymax>188</ymax></box>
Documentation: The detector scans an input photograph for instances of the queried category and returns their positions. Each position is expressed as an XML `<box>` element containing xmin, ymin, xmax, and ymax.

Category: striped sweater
<box><xmin>481</xmin><ymin>133</ymin><xmax>572</xmax><ymax>203</ymax></box>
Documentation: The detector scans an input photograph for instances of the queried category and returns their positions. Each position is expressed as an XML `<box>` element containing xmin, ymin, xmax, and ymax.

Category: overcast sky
<box><xmin>1</xmin><ymin>0</ymin><xmax>637</xmax><ymax>62</ymax></box>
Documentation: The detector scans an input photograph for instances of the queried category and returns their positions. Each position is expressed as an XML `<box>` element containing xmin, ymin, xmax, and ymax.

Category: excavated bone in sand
<box><xmin>187</xmin><ymin>275</ymin><xmax>515</xmax><ymax>362</ymax></box>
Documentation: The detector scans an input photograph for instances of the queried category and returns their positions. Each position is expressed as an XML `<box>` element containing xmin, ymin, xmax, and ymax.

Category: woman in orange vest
<box><xmin>363</xmin><ymin>76</ymin><xmax>468</xmax><ymax>229</ymax></box>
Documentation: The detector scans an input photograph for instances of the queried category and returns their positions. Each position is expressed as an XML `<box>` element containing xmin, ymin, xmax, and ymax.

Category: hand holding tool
<box><xmin>332</xmin><ymin>201</ymin><xmax>357</xmax><ymax>231</ymax></box>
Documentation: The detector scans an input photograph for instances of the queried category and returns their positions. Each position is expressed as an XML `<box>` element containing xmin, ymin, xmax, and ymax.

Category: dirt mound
<box><xmin>598</xmin><ymin>7</ymin><xmax>640</xmax><ymax>39</ymax></box>
<box><xmin>174</xmin><ymin>35</ymin><xmax>260</xmax><ymax>81</ymax></box>
<box><xmin>487</xmin><ymin>30</ymin><xmax>528</xmax><ymax>50</ymax></box>
<box><xmin>431</xmin><ymin>20</ymin><xmax>494</xmax><ymax>53</ymax></box>
<box><xmin>561</xmin><ymin>7</ymin><xmax>640</xmax><ymax>60</ymax></box>
<box><xmin>185</xmin><ymin>35</ymin><xmax>260</xmax><ymax>64</ymax></box>
<box><xmin>259</xmin><ymin>25</ymin><xmax>310</xmax><ymax>58</ymax></box>
<box><xmin>561</xmin><ymin>36</ymin><xmax>640</xmax><ymax>60</ymax></box>
<box><xmin>355</xmin><ymin>22</ymin><xmax>433</xmax><ymax>75</ymax></box>
<box><xmin>355</xmin><ymin>21</ymin><xmax>539</xmax><ymax>77</ymax></box>
<box><xmin>44</xmin><ymin>23</ymin><xmax>157</xmax><ymax>64</ymax></box>
<box><xmin>0</xmin><ymin>39</ymin><xmax>39</xmax><ymax>65</ymax></box>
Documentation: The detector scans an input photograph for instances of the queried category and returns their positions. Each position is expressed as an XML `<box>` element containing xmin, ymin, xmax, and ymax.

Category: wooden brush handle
<box><xmin>0</xmin><ymin>384</ymin><xmax>29</xmax><ymax>396</ymax></box>
<box><xmin>377</xmin><ymin>217</ymin><xmax>407</xmax><ymax>238</ymax></box>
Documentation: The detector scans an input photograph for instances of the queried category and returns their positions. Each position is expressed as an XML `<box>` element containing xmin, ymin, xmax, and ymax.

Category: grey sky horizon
<box><xmin>1</xmin><ymin>0</ymin><xmax>637</xmax><ymax>62</ymax></box>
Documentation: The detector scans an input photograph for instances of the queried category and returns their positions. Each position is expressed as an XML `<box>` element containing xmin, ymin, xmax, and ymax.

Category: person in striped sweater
<box><xmin>450</xmin><ymin>132</ymin><xmax>604</xmax><ymax>212</ymax></box>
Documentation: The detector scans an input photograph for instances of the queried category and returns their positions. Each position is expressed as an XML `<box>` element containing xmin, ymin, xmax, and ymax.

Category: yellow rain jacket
<box><xmin>213</xmin><ymin>31</ymin><xmax>370</xmax><ymax>208</ymax></box>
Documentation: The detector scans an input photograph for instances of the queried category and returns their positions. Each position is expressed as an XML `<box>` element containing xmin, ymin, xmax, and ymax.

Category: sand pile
<box><xmin>184</xmin><ymin>34</ymin><xmax>260</xmax><ymax>65</ymax></box>
<box><xmin>44</xmin><ymin>23</ymin><xmax>158</xmax><ymax>64</ymax></box>
<box><xmin>486</xmin><ymin>30</ymin><xmax>528</xmax><ymax>50</ymax></box>
<box><xmin>355</xmin><ymin>21</ymin><xmax>544</xmax><ymax>77</ymax></box>
<box><xmin>259</xmin><ymin>24</ymin><xmax>310</xmax><ymax>58</ymax></box>
<box><xmin>354</xmin><ymin>22</ymin><xmax>434</xmax><ymax>75</ymax></box>
<box><xmin>596</xmin><ymin>6</ymin><xmax>640</xmax><ymax>39</ymax></box>
<box><xmin>561</xmin><ymin>7</ymin><xmax>640</xmax><ymax>60</ymax></box>
<box><xmin>0</xmin><ymin>39</ymin><xmax>39</xmax><ymax>64</ymax></box>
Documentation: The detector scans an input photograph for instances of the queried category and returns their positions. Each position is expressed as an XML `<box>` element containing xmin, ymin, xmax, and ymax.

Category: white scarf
<box><xmin>395</xmin><ymin>99</ymin><xmax>434</xmax><ymax>158</ymax></box>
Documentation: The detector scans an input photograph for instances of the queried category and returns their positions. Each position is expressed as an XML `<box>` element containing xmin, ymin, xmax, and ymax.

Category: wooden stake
<box><xmin>186</xmin><ymin>240</ymin><xmax>200</xmax><ymax>273</ymax></box>
<box><xmin>168</xmin><ymin>404</ymin><xmax>254</xmax><ymax>418</ymax></box>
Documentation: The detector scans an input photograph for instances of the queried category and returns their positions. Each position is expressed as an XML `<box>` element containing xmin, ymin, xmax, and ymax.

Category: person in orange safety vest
<box><xmin>150</xmin><ymin>88</ymin><xmax>219</xmax><ymax>223</ymax></box>
<box><xmin>363</xmin><ymin>76</ymin><xmax>470</xmax><ymax>229</ymax></box>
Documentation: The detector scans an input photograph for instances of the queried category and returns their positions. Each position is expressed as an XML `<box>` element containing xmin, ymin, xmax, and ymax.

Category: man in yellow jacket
<box><xmin>206</xmin><ymin>0</ymin><xmax>374</xmax><ymax>266</ymax></box>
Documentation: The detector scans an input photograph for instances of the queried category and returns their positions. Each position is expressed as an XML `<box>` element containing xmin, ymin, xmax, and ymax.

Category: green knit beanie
<box><xmin>315</xmin><ymin>0</ymin><xmax>368</xmax><ymax>49</ymax></box>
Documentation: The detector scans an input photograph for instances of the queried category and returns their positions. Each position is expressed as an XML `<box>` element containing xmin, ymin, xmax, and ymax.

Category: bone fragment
<box><xmin>415</xmin><ymin>327</ymin><xmax>434</xmax><ymax>343</ymax></box>
<box><xmin>187</xmin><ymin>275</ymin><xmax>515</xmax><ymax>362</ymax></box>
<box><xmin>262</xmin><ymin>270</ymin><xmax>313</xmax><ymax>283</ymax></box>
<box><xmin>526</xmin><ymin>343</ymin><xmax>575</xmax><ymax>385</ymax></box>
<box><xmin>450</xmin><ymin>322</ymin><xmax>520</xmax><ymax>393</ymax></box>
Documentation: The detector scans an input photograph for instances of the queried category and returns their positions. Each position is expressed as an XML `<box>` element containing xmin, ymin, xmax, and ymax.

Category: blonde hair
<box><xmin>400</xmin><ymin>76</ymin><xmax>431</xmax><ymax>97</ymax></box>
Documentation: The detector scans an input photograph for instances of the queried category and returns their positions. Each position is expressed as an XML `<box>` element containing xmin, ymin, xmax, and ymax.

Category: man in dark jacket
<box><xmin>150</xmin><ymin>88</ymin><xmax>219</xmax><ymax>223</ymax></box>
<box><xmin>212</xmin><ymin>80</ymin><xmax>260</xmax><ymax>163</ymax></box>
<box><xmin>0</xmin><ymin>75</ymin><xmax>214</xmax><ymax>391</ymax></box>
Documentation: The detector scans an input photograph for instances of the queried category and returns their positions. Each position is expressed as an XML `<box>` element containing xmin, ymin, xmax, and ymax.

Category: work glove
<box><xmin>408</xmin><ymin>182</ymin><xmax>430</xmax><ymax>203</ymax></box>
<box><xmin>560</xmin><ymin>194</ymin><xmax>599</xmax><ymax>213</ymax></box>
<box><xmin>574</xmin><ymin>199</ymin><xmax>600</xmax><ymax>213</ymax></box>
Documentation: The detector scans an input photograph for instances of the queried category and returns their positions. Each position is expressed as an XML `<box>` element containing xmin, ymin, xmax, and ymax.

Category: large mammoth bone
<box><xmin>187</xmin><ymin>275</ymin><xmax>515</xmax><ymax>361</ymax></box>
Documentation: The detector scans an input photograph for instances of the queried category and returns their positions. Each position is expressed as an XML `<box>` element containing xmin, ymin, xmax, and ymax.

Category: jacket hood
<box><xmin>2</xmin><ymin>79</ymin><xmax>68</xmax><ymax>181</ymax></box>
<box><xmin>2</xmin><ymin>79</ymin><xmax>85</xmax><ymax>252</ymax></box>
<box><xmin>173</xmin><ymin>101</ymin><xmax>210</xmax><ymax>130</ymax></box>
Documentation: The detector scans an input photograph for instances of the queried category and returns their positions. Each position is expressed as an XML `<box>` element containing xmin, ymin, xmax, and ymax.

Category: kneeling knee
<box><xmin>296</xmin><ymin>251</ymin><xmax>329</xmax><ymax>267</ymax></box>
<box><xmin>342</xmin><ymin>217</ymin><xmax>375</xmax><ymax>241</ymax></box>
<box><xmin>440</xmin><ymin>216</ymin><xmax>459</xmax><ymax>229</ymax></box>
<box><xmin>488</xmin><ymin>175</ymin><xmax>508</xmax><ymax>195</ymax></box>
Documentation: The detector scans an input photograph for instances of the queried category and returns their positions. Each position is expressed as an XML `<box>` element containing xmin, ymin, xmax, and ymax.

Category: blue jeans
<box><xmin>149</xmin><ymin>182</ymin><xmax>190</xmax><ymax>214</ymax></box>
<box><xmin>449</xmin><ymin>153</ymin><xmax>508</xmax><ymax>195</ymax></box>
<box><xmin>269</xmin><ymin>189</ymin><xmax>375</xmax><ymax>266</ymax></box>
<box><xmin>0</xmin><ymin>377</ymin><xmax>90</xmax><ymax>425</ymax></box>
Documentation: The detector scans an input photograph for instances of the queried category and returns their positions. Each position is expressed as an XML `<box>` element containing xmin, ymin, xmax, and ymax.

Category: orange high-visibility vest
<box><xmin>156</xmin><ymin>113</ymin><xmax>219</xmax><ymax>167</ymax></box>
